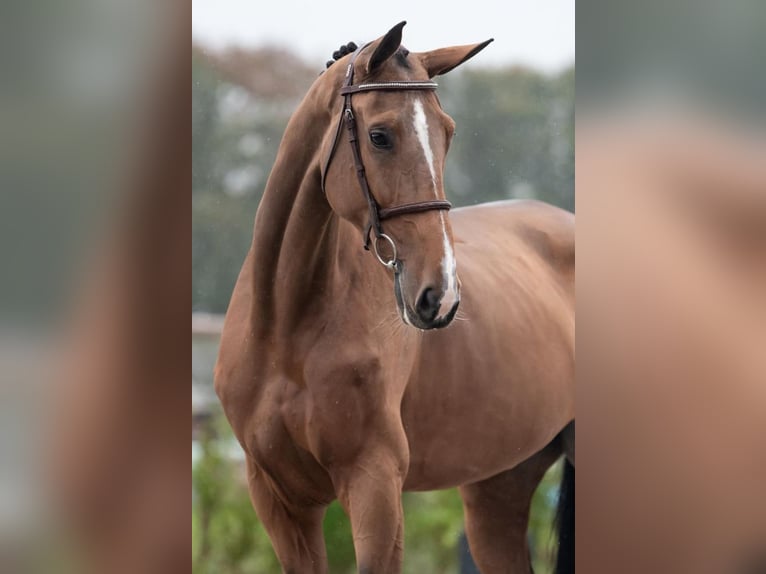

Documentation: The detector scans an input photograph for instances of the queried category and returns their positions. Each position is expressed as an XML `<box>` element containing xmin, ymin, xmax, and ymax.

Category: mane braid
<box><xmin>325</xmin><ymin>41</ymin><xmax>359</xmax><ymax>69</ymax></box>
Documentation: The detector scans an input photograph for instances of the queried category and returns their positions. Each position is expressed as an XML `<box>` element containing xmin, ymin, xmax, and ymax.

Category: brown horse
<box><xmin>215</xmin><ymin>22</ymin><xmax>575</xmax><ymax>574</ymax></box>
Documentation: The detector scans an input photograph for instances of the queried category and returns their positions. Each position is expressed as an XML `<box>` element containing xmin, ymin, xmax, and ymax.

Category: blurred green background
<box><xmin>192</xmin><ymin>41</ymin><xmax>572</xmax><ymax>573</ymax></box>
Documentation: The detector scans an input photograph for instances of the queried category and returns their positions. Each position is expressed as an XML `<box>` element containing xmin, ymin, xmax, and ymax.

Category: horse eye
<box><xmin>369</xmin><ymin>130</ymin><xmax>391</xmax><ymax>149</ymax></box>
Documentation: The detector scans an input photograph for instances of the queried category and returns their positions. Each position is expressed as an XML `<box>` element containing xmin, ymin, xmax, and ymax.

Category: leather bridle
<box><xmin>321</xmin><ymin>43</ymin><xmax>452</xmax><ymax>271</ymax></box>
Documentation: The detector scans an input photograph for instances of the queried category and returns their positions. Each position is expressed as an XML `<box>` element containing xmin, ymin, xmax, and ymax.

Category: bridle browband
<box><xmin>321</xmin><ymin>43</ymin><xmax>452</xmax><ymax>271</ymax></box>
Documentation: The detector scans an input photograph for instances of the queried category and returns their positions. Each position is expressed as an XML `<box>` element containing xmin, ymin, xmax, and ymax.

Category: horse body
<box><xmin>402</xmin><ymin>202</ymin><xmax>574</xmax><ymax>491</ymax></box>
<box><xmin>215</xmin><ymin>23</ymin><xmax>574</xmax><ymax>574</ymax></box>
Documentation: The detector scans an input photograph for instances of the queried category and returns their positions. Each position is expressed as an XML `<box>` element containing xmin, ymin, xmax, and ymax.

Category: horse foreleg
<box><xmin>459</xmin><ymin>440</ymin><xmax>561</xmax><ymax>574</ymax></box>
<box><xmin>331</xmin><ymin>446</ymin><xmax>409</xmax><ymax>574</ymax></box>
<box><xmin>246</xmin><ymin>459</ymin><xmax>328</xmax><ymax>574</ymax></box>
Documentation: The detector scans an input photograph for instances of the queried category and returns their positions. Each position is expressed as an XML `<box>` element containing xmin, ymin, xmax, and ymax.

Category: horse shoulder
<box><xmin>299</xmin><ymin>341</ymin><xmax>411</xmax><ymax>470</ymax></box>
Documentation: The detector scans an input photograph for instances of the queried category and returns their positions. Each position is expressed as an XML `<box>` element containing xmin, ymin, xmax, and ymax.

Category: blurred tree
<box><xmin>192</xmin><ymin>44</ymin><xmax>315</xmax><ymax>311</ymax></box>
<box><xmin>441</xmin><ymin>66</ymin><xmax>574</xmax><ymax>211</ymax></box>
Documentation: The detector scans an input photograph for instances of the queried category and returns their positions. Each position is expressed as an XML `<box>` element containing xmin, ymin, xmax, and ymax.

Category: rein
<box><xmin>321</xmin><ymin>43</ymin><xmax>452</xmax><ymax>271</ymax></box>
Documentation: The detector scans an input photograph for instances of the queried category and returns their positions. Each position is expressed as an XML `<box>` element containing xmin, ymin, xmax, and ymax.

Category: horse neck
<box><xmin>249</xmin><ymin>93</ymin><xmax>385</xmax><ymax>341</ymax></box>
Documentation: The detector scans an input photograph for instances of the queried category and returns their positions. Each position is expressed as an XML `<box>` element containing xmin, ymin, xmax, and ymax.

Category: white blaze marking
<box><xmin>439</xmin><ymin>212</ymin><xmax>459</xmax><ymax>316</ymax></box>
<box><xmin>411</xmin><ymin>99</ymin><xmax>459</xmax><ymax>318</ymax></box>
<box><xmin>412</xmin><ymin>99</ymin><xmax>437</xmax><ymax>192</ymax></box>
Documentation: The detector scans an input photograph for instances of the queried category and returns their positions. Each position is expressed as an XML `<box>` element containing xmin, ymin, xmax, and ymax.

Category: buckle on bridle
<box><xmin>372</xmin><ymin>233</ymin><xmax>398</xmax><ymax>271</ymax></box>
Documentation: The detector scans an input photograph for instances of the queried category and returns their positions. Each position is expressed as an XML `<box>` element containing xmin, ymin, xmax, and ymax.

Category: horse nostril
<box><xmin>415</xmin><ymin>287</ymin><xmax>441</xmax><ymax>321</ymax></box>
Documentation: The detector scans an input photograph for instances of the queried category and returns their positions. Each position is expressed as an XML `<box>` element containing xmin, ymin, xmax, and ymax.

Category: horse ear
<box><xmin>417</xmin><ymin>39</ymin><xmax>494</xmax><ymax>77</ymax></box>
<box><xmin>367</xmin><ymin>21</ymin><xmax>406</xmax><ymax>73</ymax></box>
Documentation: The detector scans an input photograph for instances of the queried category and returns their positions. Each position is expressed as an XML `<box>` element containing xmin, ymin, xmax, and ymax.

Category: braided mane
<box><xmin>325</xmin><ymin>42</ymin><xmax>358</xmax><ymax>69</ymax></box>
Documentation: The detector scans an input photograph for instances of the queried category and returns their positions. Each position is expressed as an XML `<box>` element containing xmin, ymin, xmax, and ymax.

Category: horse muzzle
<box><xmin>394</xmin><ymin>272</ymin><xmax>460</xmax><ymax>330</ymax></box>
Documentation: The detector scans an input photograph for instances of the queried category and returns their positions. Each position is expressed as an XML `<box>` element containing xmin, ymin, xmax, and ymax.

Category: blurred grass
<box><xmin>192</xmin><ymin>417</ymin><xmax>561</xmax><ymax>574</ymax></box>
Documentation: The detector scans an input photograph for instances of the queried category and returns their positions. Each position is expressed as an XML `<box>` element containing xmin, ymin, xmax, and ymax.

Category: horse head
<box><xmin>319</xmin><ymin>21</ymin><xmax>492</xmax><ymax>329</ymax></box>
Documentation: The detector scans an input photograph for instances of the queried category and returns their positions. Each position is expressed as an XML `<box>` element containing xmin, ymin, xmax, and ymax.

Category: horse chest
<box><xmin>251</xmin><ymin>344</ymin><xmax>409</xmax><ymax>468</ymax></box>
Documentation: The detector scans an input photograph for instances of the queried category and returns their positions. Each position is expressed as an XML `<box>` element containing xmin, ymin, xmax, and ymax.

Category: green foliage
<box><xmin>402</xmin><ymin>489</ymin><xmax>465</xmax><ymax>574</ymax></box>
<box><xmin>530</xmin><ymin>461</ymin><xmax>563</xmax><ymax>574</ymax></box>
<box><xmin>323</xmin><ymin>501</ymin><xmax>355</xmax><ymax>573</ymax></box>
<box><xmin>192</xmin><ymin>419</ymin><xmax>280</xmax><ymax>574</ymax></box>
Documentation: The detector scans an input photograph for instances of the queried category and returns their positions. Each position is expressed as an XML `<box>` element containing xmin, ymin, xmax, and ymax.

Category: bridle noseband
<box><xmin>321</xmin><ymin>44</ymin><xmax>452</xmax><ymax>271</ymax></box>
